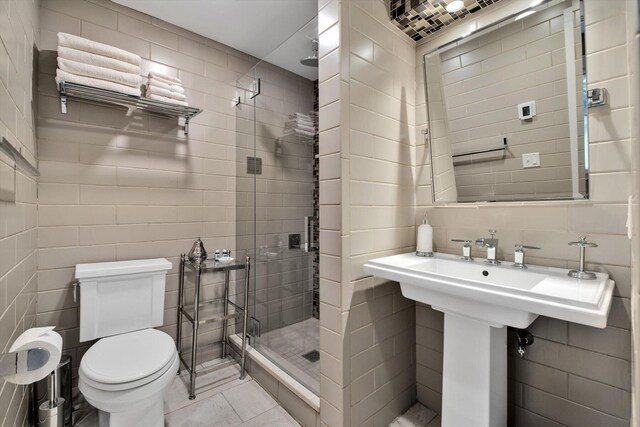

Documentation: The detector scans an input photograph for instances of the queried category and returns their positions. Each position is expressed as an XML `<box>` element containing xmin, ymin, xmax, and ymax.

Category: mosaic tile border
<box><xmin>389</xmin><ymin>0</ymin><xmax>501</xmax><ymax>41</ymax></box>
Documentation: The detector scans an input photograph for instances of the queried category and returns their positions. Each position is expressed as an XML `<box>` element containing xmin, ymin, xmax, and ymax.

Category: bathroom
<box><xmin>0</xmin><ymin>0</ymin><xmax>638</xmax><ymax>426</ymax></box>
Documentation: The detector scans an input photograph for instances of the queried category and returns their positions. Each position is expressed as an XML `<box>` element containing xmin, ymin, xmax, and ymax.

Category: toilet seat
<box><xmin>80</xmin><ymin>328</ymin><xmax>176</xmax><ymax>391</ymax></box>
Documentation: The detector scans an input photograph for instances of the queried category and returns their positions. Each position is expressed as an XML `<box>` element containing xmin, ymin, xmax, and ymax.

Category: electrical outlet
<box><xmin>522</xmin><ymin>152</ymin><xmax>540</xmax><ymax>168</ymax></box>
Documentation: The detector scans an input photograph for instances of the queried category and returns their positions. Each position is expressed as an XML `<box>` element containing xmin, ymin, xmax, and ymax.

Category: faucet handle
<box><xmin>513</xmin><ymin>244</ymin><xmax>539</xmax><ymax>268</ymax></box>
<box><xmin>489</xmin><ymin>229</ymin><xmax>497</xmax><ymax>239</ymax></box>
<box><xmin>515</xmin><ymin>244</ymin><xmax>541</xmax><ymax>251</ymax></box>
<box><xmin>568</xmin><ymin>236</ymin><xmax>598</xmax><ymax>248</ymax></box>
<box><xmin>451</xmin><ymin>239</ymin><xmax>473</xmax><ymax>260</ymax></box>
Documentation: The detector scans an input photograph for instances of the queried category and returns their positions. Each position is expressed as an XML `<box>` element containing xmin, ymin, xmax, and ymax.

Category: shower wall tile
<box><xmin>0</xmin><ymin>0</ymin><xmax>39</xmax><ymax>425</ymax></box>
<box><xmin>413</xmin><ymin>1</ymin><xmax>634</xmax><ymax>425</ymax></box>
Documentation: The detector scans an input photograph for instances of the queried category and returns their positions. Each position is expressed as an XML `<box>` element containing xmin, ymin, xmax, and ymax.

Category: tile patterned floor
<box><xmin>75</xmin><ymin>364</ymin><xmax>300</xmax><ymax>427</ymax></box>
<box><xmin>389</xmin><ymin>403</ymin><xmax>441</xmax><ymax>427</ymax></box>
<box><xmin>257</xmin><ymin>317</ymin><xmax>320</xmax><ymax>395</ymax></box>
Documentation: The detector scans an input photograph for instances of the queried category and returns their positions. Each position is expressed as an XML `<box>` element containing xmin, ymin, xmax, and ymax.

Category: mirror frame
<box><xmin>422</xmin><ymin>0</ymin><xmax>589</xmax><ymax>204</ymax></box>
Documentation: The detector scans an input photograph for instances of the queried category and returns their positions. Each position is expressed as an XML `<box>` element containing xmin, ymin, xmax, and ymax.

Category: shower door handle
<box><xmin>304</xmin><ymin>216</ymin><xmax>318</xmax><ymax>252</ymax></box>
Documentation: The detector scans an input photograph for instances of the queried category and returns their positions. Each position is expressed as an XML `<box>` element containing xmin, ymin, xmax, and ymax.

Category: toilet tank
<box><xmin>75</xmin><ymin>258</ymin><xmax>172</xmax><ymax>342</ymax></box>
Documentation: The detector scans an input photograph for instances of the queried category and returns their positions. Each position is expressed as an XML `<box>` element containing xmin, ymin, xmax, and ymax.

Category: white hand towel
<box><xmin>147</xmin><ymin>77</ymin><xmax>172</xmax><ymax>91</ymax></box>
<box><xmin>58</xmin><ymin>32</ymin><xmax>141</xmax><ymax>66</ymax></box>
<box><xmin>170</xmin><ymin>85</ymin><xmax>185</xmax><ymax>94</ymax></box>
<box><xmin>146</xmin><ymin>85</ymin><xmax>187</xmax><ymax>101</ymax></box>
<box><xmin>57</xmin><ymin>57</ymin><xmax>141</xmax><ymax>88</ymax></box>
<box><xmin>55</xmin><ymin>69</ymin><xmax>141</xmax><ymax>97</ymax></box>
<box><xmin>287</xmin><ymin>123</ymin><xmax>315</xmax><ymax>133</ymax></box>
<box><xmin>148</xmin><ymin>71</ymin><xmax>182</xmax><ymax>85</ymax></box>
<box><xmin>58</xmin><ymin>47</ymin><xmax>140</xmax><ymax>75</ymax></box>
<box><xmin>147</xmin><ymin>93</ymin><xmax>188</xmax><ymax>106</ymax></box>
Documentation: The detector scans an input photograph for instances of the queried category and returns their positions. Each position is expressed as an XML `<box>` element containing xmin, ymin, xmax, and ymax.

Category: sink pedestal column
<box><xmin>439</xmin><ymin>310</ymin><xmax>507</xmax><ymax>427</ymax></box>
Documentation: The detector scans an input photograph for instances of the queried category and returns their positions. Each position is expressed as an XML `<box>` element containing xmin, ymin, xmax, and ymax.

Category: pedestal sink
<box><xmin>363</xmin><ymin>252</ymin><xmax>614</xmax><ymax>427</ymax></box>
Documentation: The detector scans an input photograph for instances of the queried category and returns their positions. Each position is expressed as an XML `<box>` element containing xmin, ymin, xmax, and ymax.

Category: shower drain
<box><xmin>302</xmin><ymin>350</ymin><xmax>320</xmax><ymax>363</ymax></box>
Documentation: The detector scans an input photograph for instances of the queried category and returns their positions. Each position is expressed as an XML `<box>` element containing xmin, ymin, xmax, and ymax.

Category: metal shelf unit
<box><xmin>58</xmin><ymin>81</ymin><xmax>202</xmax><ymax>134</ymax></box>
<box><xmin>177</xmin><ymin>255</ymin><xmax>251</xmax><ymax>400</ymax></box>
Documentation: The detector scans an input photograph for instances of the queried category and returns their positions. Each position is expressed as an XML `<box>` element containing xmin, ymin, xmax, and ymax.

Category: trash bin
<box><xmin>29</xmin><ymin>355</ymin><xmax>72</xmax><ymax>427</ymax></box>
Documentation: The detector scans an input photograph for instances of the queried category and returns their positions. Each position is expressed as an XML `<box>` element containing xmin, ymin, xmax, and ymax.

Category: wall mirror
<box><xmin>423</xmin><ymin>0</ymin><xmax>588</xmax><ymax>203</ymax></box>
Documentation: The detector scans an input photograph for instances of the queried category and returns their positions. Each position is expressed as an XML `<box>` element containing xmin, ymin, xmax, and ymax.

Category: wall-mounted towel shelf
<box><xmin>59</xmin><ymin>81</ymin><xmax>202</xmax><ymax>135</ymax></box>
<box><xmin>0</xmin><ymin>137</ymin><xmax>40</xmax><ymax>176</ymax></box>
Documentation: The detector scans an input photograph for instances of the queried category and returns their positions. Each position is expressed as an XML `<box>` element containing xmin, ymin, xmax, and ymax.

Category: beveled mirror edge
<box><xmin>421</xmin><ymin>0</ymin><xmax>590</xmax><ymax>205</ymax></box>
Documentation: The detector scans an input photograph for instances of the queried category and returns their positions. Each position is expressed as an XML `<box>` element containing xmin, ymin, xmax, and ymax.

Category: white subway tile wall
<box><xmin>415</xmin><ymin>0</ymin><xmax>634</xmax><ymax>425</ymax></box>
<box><xmin>318</xmin><ymin>0</ymin><xmax>418</xmax><ymax>425</ymax></box>
<box><xmin>0</xmin><ymin>0</ymin><xmax>39</xmax><ymax>424</ymax></box>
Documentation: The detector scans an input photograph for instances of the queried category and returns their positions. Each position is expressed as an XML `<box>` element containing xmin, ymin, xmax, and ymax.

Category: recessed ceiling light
<box><xmin>515</xmin><ymin>10</ymin><xmax>536</xmax><ymax>20</ymax></box>
<box><xmin>446</xmin><ymin>1</ymin><xmax>465</xmax><ymax>13</ymax></box>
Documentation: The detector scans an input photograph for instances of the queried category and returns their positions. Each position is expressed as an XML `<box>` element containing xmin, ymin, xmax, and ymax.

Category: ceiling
<box><xmin>112</xmin><ymin>0</ymin><xmax>319</xmax><ymax>80</ymax></box>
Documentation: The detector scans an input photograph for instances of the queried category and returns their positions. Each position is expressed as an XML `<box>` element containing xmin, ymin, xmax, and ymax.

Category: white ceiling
<box><xmin>112</xmin><ymin>0</ymin><xmax>319</xmax><ymax>80</ymax></box>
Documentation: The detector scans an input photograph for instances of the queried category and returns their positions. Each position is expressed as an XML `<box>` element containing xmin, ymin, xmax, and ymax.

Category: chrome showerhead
<box><xmin>300</xmin><ymin>39</ymin><xmax>318</xmax><ymax>67</ymax></box>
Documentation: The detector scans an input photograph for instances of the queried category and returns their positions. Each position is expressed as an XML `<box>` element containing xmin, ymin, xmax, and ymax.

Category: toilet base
<box><xmin>97</xmin><ymin>399</ymin><xmax>164</xmax><ymax>427</ymax></box>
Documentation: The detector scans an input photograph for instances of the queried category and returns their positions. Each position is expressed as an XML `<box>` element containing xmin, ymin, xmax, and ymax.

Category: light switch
<box><xmin>522</xmin><ymin>152</ymin><xmax>540</xmax><ymax>168</ymax></box>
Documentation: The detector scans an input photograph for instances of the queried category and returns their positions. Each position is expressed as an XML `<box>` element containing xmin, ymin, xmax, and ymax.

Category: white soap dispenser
<box><xmin>416</xmin><ymin>215</ymin><xmax>434</xmax><ymax>257</ymax></box>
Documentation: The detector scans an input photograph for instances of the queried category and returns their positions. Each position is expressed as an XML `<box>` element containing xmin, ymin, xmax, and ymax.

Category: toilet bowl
<box><xmin>75</xmin><ymin>258</ymin><xmax>174</xmax><ymax>427</ymax></box>
<box><xmin>78</xmin><ymin>328</ymin><xmax>178</xmax><ymax>427</ymax></box>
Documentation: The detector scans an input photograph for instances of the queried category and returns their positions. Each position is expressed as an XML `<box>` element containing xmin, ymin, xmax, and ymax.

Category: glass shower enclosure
<box><xmin>234</xmin><ymin>17</ymin><xmax>319</xmax><ymax>395</ymax></box>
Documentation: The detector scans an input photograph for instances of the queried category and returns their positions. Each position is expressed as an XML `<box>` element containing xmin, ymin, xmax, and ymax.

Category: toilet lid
<box><xmin>80</xmin><ymin>329</ymin><xmax>176</xmax><ymax>386</ymax></box>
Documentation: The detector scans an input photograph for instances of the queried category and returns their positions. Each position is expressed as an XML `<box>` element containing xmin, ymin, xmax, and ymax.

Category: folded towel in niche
<box><xmin>147</xmin><ymin>93</ymin><xmax>188</xmax><ymax>106</ymax></box>
<box><xmin>57</xmin><ymin>57</ymin><xmax>141</xmax><ymax>88</ymax></box>
<box><xmin>57</xmin><ymin>47</ymin><xmax>140</xmax><ymax>75</ymax></box>
<box><xmin>57</xmin><ymin>32</ymin><xmax>141</xmax><ymax>66</ymax></box>
<box><xmin>170</xmin><ymin>84</ymin><xmax>184</xmax><ymax>94</ymax></box>
<box><xmin>146</xmin><ymin>85</ymin><xmax>187</xmax><ymax>101</ymax></box>
<box><xmin>55</xmin><ymin>69</ymin><xmax>141</xmax><ymax>97</ymax></box>
<box><xmin>148</xmin><ymin>71</ymin><xmax>182</xmax><ymax>85</ymax></box>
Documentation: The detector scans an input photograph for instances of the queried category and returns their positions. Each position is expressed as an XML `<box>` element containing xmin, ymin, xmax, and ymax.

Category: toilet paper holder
<box><xmin>0</xmin><ymin>347</ymin><xmax>50</xmax><ymax>378</ymax></box>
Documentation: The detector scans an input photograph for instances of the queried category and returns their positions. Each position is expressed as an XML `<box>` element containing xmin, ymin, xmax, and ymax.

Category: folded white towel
<box><xmin>57</xmin><ymin>57</ymin><xmax>141</xmax><ymax>88</ymax></box>
<box><xmin>55</xmin><ymin>69</ymin><xmax>141</xmax><ymax>97</ymax></box>
<box><xmin>146</xmin><ymin>85</ymin><xmax>187</xmax><ymax>101</ymax></box>
<box><xmin>286</xmin><ymin>119</ymin><xmax>314</xmax><ymax>129</ymax></box>
<box><xmin>58</xmin><ymin>32</ymin><xmax>141</xmax><ymax>66</ymax></box>
<box><xmin>148</xmin><ymin>71</ymin><xmax>181</xmax><ymax>85</ymax></box>
<box><xmin>287</xmin><ymin>123</ymin><xmax>315</xmax><ymax>133</ymax></box>
<box><xmin>170</xmin><ymin>85</ymin><xmax>184</xmax><ymax>94</ymax></box>
<box><xmin>148</xmin><ymin>77</ymin><xmax>172</xmax><ymax>91</ymax></box>
<box><xmin>147</xmin><ymin>93</ymin><xmax>188</xmax><ymax>106</ymax></box>
<box><xmin>58</xmin><ymin>47</ymin><xmax>140</xmax><ymax>75</ymax></box>
<box><xmin>286</xmin><ymin>128</ymin><xmax>315</xmax><ymax>137</ymax></box>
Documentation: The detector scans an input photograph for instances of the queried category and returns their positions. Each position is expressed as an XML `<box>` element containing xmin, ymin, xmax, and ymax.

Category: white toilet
<box><xmin>75</xmin><ymin>258</ymin><xmax>176</xmax><ymax>427</ymax></box>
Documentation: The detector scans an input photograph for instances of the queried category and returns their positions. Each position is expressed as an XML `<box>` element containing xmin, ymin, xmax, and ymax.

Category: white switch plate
<box><xmin>522</xmin><ymin>152</ymin><xmax>540</xmax><ymax>168</ymax></box>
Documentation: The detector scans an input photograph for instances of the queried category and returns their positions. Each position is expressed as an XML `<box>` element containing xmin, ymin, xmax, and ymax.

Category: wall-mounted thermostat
<box><xmin>518</xmin><ymin>101</ymin><xmax>536</xmax><ymax>121</ymax></box>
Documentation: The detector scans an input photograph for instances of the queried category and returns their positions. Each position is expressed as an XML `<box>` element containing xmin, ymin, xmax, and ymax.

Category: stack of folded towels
<box><xmin>55</xmin><ymin>32</ymin><xmax>142</xmax><ymax>96</ymax></box>
<box><xmin>284</xmin><ymin>112</ymin><xmax>316</xmax><ymax>138</ymax></box>
<box><xmin>145</xmin><ymin>72</ymin><xmax>188</xmax><ymax>106</ymax></box>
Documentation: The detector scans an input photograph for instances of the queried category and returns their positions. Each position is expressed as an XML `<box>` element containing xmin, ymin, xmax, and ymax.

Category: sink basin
<box><xmin>364</xmin><ymin>252</ymin><xmax>613</xmax><ymax>328</ymax></box>
<box><xmin>363</xmin><ymin>252</ymin><xmax>615</xmax><ymax>427</ymax></box>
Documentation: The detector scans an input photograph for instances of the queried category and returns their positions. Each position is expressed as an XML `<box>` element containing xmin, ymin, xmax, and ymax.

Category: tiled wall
<box><xmin>428</xmin><ymin>0</ymin><xmax>584</xmax><ymax>201</ymax></box>
<box><xmin>415</xmin><ymin>0</ymin><xmax>634</xmax><ymax>425</ymax></box>
<box><xmin>235</xmin><ymin>63</ymin><xmax>316</xmax><ymax>334</ymax></box>
<box><xmin>36</xmin><ymin>0</ymin><xmax>261</xmax><ymax>371</ymax></box>
<box><xmin>0</xmin><ymin>0</ymin><xmax>39</xmax><ymax>425</ymax></box>
<box><xmin>318</xmin><ymin>0</ymin><xmax>418</xmax><ymax>425</ymax></box>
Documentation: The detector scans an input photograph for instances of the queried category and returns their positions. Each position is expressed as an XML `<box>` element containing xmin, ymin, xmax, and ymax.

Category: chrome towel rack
<box><xmin>0</xmin><ymin>137</ymin><xmax>40</xmax><ymax>176</ymax></box>
<box><xmin>452</xmin><ymin>137</ymin><xmax>508</xmax><ymax>159</ymax></box>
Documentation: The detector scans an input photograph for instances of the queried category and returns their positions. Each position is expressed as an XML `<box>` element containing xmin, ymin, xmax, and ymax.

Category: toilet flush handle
<box><xmin>72</xmin><ymin>280</ymin><xmax>80</xmax><ymax>303</ymax></box>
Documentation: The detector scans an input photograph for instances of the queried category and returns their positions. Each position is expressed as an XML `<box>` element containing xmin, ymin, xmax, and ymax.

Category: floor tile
<box><xmin>223</xmin><ymin>380</ymin><xmax>278</xmax><ymax>421</ymax></box>
<box><xmin>165</xmin><ymin>394</ymin><xmax>242</xmax><ymax>427</ymax></box>
<box><xmin>239</xmin><ymin>406</ymin><xmax>300</xmax><ymax>427</ymax></box>
<box><xmin>390</xmin><ymin>403</ymin><xmax>439</xmax><ymax>427</ymax></box>
<box><xmin>164</xmin><ymin>364</ymin><xmax>249</xmax><ymax>413</ymax></box>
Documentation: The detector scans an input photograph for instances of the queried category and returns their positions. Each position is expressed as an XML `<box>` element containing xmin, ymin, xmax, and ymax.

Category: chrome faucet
<box><xmin>476</xmin><ymin>230</ymin><xmax>499</xmax><ymax>264</ymax></box>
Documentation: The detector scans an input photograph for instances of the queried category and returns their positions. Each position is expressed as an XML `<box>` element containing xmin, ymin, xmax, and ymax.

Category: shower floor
<box><xmin>258</xmin><ymin>317</ymin><xmax>320</xmax><ymax>395</ymax></box>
